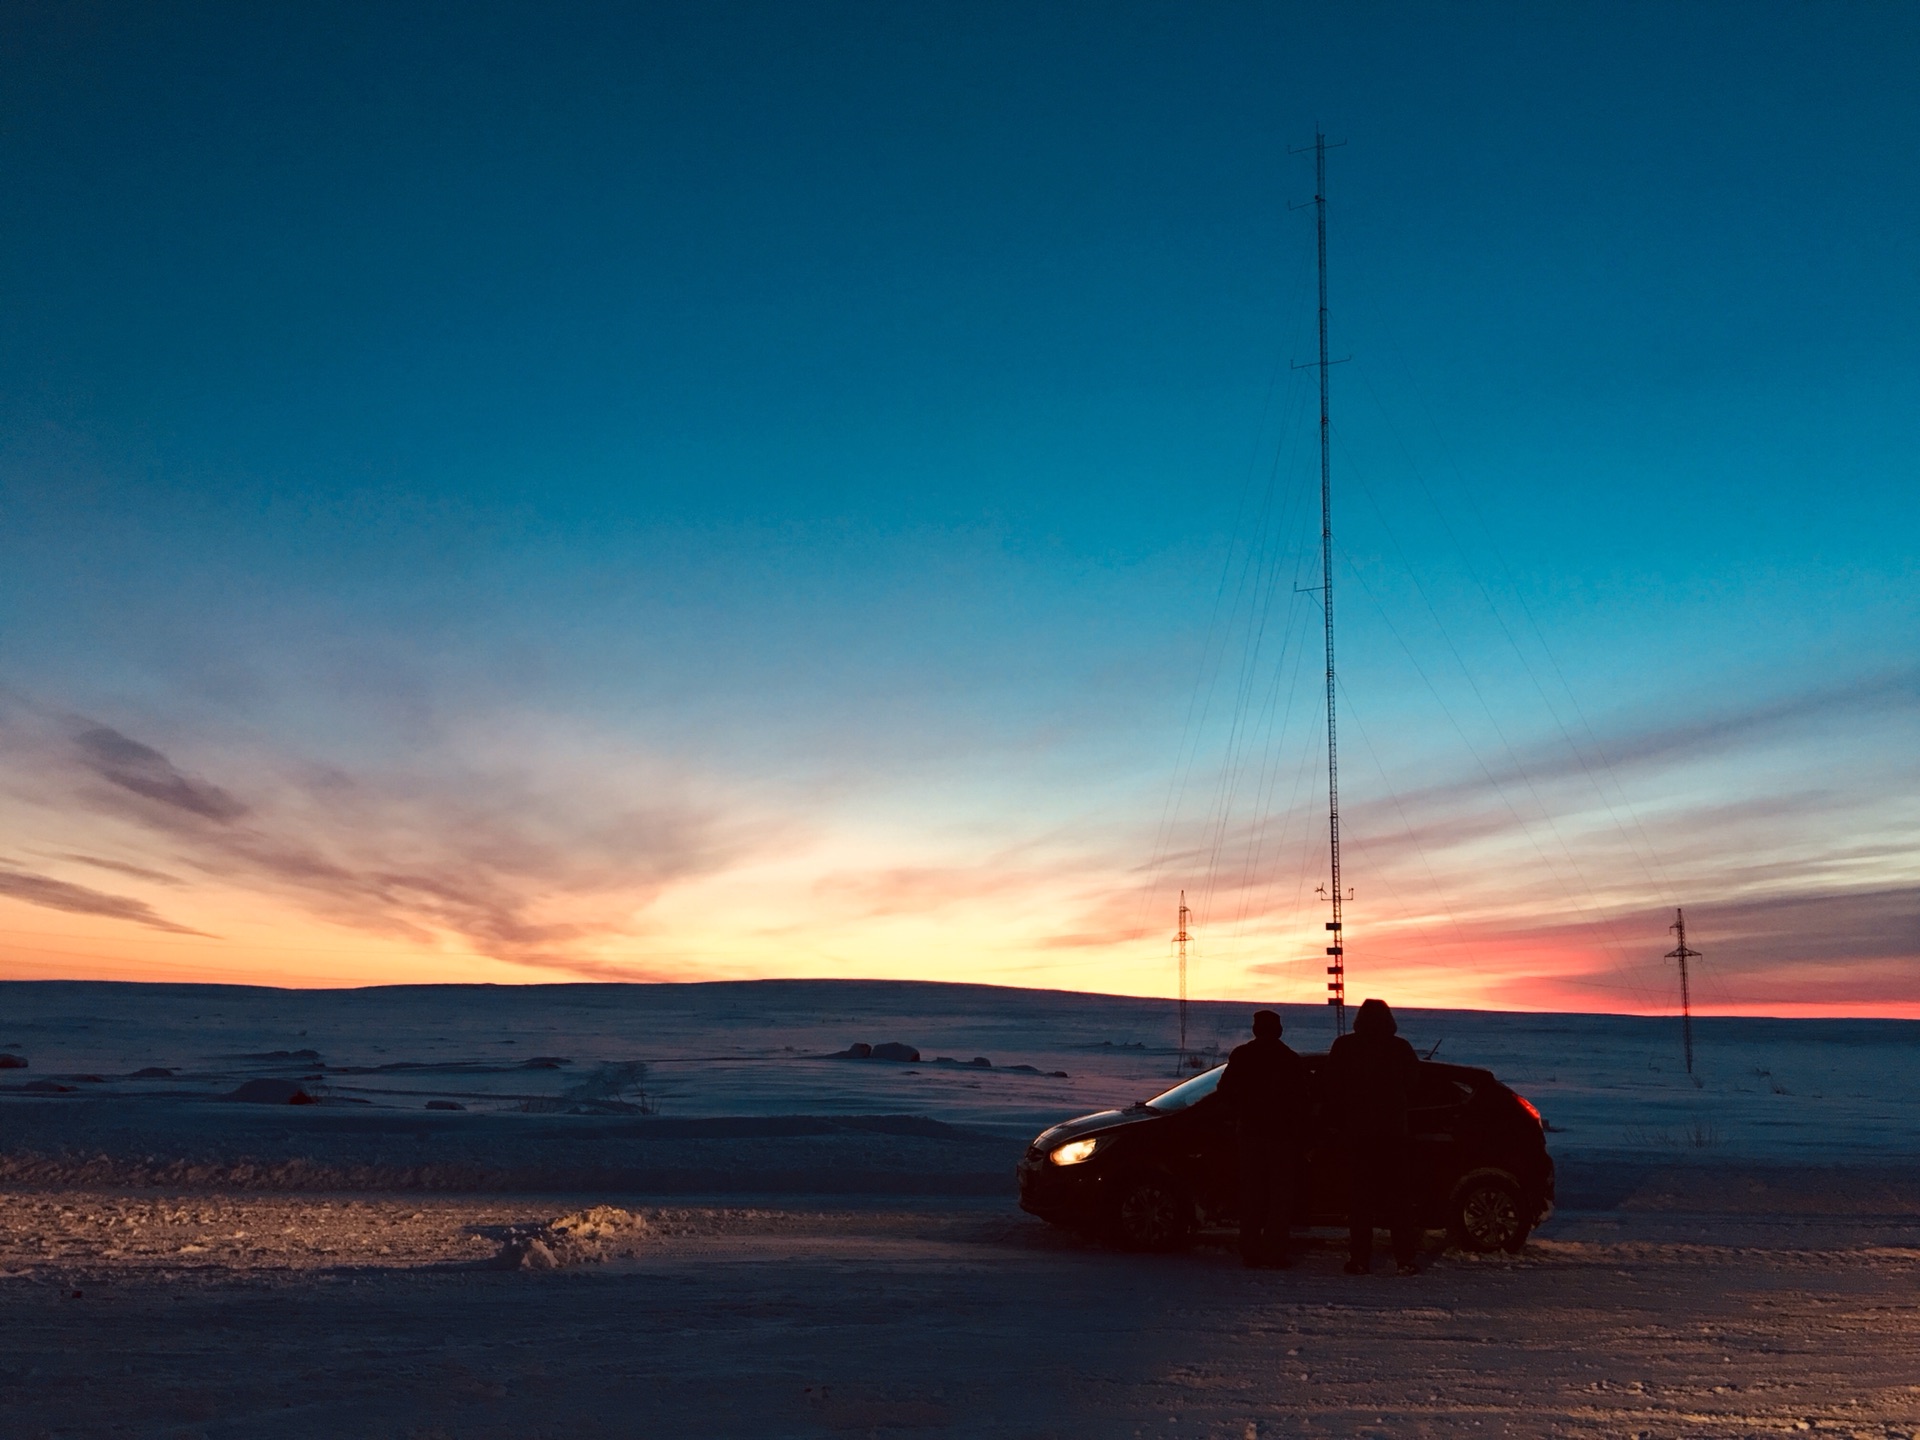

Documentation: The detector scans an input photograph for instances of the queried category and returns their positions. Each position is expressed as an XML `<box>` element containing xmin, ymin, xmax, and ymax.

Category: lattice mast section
<box><xmin>1311</xmin><ymin>132</ymin><xmax>1347</xmax><ymax>1035</ymax></box>
<box><xmin>1665</xmin><ymin>907</ymin><xmax>1701</xmax><ymax>1075</ymax></box>
<box><xmin>1174</xmin><ymin>891</ymin><xmax>1192</xmax><ymax>1074</ymax></box>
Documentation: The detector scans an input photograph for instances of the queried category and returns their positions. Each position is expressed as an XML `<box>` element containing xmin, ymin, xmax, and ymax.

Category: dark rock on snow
<box><xmin>229</xmin><ymin>1049</ymin><xmax>323</xmax><ymax>1064</ymax></box>
<box><xmin>223</xmin><ymin>1078</ymin><xmax>318</xmax><ymax>1105</ymax></box>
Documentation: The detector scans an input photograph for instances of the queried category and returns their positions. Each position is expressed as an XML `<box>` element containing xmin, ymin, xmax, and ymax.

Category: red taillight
<box><xmin>1515</xmin><ymin>1094</ymin><xmax>1542</xmax><ymax>1128</ymax></box>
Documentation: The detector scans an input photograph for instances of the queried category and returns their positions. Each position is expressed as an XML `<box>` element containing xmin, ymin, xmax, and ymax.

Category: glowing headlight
<box><xmin>1049</xmin><ymin>1136</ymin><xmax>1103</xmax><ymax>1166</ymax></box>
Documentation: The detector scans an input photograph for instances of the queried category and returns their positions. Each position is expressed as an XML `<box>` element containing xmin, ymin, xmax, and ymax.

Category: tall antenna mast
<box><xmin>1311</xmin><ymin>131</ymin><xmax>1346</xmax><ymax>1035</ymax></box>
<box><xmin>1174</xmin><ymin>891</ymin><xmax>1191</xmax><ymax>1074</ymax></box>
<box><xmin>1665</xmin><ymin>907</ymin><xmax>1701</xmax><ymax>1075</ymax></box>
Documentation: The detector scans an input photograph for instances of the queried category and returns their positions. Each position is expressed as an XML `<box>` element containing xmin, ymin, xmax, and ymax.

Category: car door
<box><xmin>1299</xmin><ymin>1057</ymin><xmax>1348</xmax><ymax>1225</ymax></box>
<box><xmin>1408</xmin><ymin>1065</ymin><xmax>1472</xmax><ymax>1221</ymax></box>
<box><xmin>1176</xmin><ymin>1092</ymin><xmax>1240</xmax><ymax>1225</ymax></box>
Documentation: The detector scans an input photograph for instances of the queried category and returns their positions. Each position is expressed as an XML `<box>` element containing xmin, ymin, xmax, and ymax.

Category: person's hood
<box><xmin>1353</xmin><ymin>997</ymin><xmax>1397</xmax><ymax>1037</ymax></box>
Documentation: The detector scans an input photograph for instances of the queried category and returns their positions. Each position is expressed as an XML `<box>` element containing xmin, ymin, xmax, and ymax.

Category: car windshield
<box><xmin>1144</xmin><ymin>1064</ymin><xmax>1224</xmax><ymax>1112</ymax></box>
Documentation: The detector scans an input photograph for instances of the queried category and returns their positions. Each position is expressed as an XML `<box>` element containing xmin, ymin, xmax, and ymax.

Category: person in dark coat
<box><xmin>1327</xmin><ymin>997</ymin><xmax>1422</xmax><ymax>1275</ymax></box>
<box><xmin>1216</xmin><ymin>1009</ymin><xmax>1308</xmax><ymax>1268</ymax></box>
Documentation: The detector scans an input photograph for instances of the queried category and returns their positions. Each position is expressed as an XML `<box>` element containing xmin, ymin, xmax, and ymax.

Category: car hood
<box><xmin>1031</xmin><ymin>1106</ymin><xmax>1157</xmax><ymax>1152</ymax></box>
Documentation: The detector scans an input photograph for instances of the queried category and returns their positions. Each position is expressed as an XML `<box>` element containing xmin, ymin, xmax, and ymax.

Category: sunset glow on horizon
<box><xmin>3</xmin><ymin>676</ymin><xmax>1913</xmax><ymax>1019</ymax></box>
<box><xmin>2</xmin><ymin>4</ymin><xmax>1915</xmax><ymax>1018</ymax></box>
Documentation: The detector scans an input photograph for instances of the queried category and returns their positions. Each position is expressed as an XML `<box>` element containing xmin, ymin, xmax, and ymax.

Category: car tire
<box><xmin>1448</xmin><ymin>1171</ymin><xmax>1528</xmax><ymax>1253</ymax></box>
<box><xmin>1112</xmin><ymin>1176</ymin><xmax>1192</xmax><ymax>1252</ymax></box>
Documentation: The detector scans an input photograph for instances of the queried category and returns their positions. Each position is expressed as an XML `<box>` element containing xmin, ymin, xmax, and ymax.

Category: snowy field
<box><xmin>3</xmin><ymin>978</ymin><xmax>1917</xmax><ymax>1196</ymax></box>
<box><xmin>2</xmin><ymin>979</ymin><xmax>1918</xmax><ymax>1436</ymax></box>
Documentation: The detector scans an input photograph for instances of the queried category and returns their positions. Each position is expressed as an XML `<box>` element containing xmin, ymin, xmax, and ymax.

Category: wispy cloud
<box><xmin>0</xmin><ymin>694</ymin><xmax>773</xmax><ymax>972</ymax></box>
<box><xmin>811</xmin><ymin>851</ymin><xmax>1081</xmax><ymax>920</ymax></box>
<box><xmin>55</xmin><ymin>853</ymin><xmax>188</xmax><ymax>885</ymax></box>
<box><xmin>1117</xmin><ymin>664</ymin><xmax>1920</xmax><ymax>1010</ymax></box>
<box><xmin>1663</xmin><ymin>885</ymin><xmax>1919</xmax><ymax>969</ymax></box>
<box><xmin>73</xmin><ymin>725</ymin><xmax>249</xmax><ymax>822</ymax></box>
<box><xmin>0</xmin><ymin>864</ymin><xmax>210</xmax><ymax>935</ymax></box>
<box><xmin>1385</xmin><ymin>668</ymin><xmax>1920</xmax><ymax>819</ymax></box>
<box><xmin>1288</xmin><ymin>886</ymin><xmax>1920</xmax><ymax>1013</ymax></box>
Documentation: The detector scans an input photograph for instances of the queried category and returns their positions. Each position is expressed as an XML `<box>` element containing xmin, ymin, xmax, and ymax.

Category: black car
<box><xmin>1018</xmin><ymin>1055</ymin><xmax>1553</xmax><ymax>1253</ymax></box>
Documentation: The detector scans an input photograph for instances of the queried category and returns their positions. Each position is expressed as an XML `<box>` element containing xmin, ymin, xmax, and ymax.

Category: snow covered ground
<box><xmin>4</xmin><ymin>978</ymin><xmax>1915</xmax><ymax>1161</ymax></box>
<box><xmin>3</xmin><ymin>1194</ymin><xmax>1917</xmax><ymax>1438</ymax></box>
<box><xmin>2</xmin><ymin>979</ymin><xmax>1917</xmax><ymax>1435</ymax></box>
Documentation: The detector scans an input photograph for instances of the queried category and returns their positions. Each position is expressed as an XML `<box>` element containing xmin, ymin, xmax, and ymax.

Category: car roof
<box><xmin>1297</xmin><ymin>1053</ymin><xmax>1500</xmax><ymax>1087</ymax></box>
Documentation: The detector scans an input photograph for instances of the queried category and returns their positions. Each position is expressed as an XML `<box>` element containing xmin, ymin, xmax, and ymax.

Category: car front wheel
<box><xmin>1449</xmin><ymin>1172</ymin><xmax>1528</xmax><ymax>1253</ymax></box>
<box><xmin>1112</xmin><ymin>1176</ymin><xmax>1192</xmax><ymax>1251</ymax></box>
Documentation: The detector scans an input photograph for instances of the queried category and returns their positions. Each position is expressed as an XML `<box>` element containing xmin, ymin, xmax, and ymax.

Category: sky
<box><xmin>1</xmin><ymin>1</ymin><xmax>1916</xmax><ymax>1018</ymax></box>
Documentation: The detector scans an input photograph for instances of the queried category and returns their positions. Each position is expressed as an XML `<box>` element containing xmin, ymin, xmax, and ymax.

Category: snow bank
<box><xmin>491</xmin><ymin>1205</ymin><xmax>651</xmax><ymax>1269</ymax></box>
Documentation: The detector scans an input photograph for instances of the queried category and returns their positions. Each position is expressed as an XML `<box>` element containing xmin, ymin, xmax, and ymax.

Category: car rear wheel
<box><xmin>1449</xmin><ymin>1172</ymin><xmax>1528</xmax><ymax>1253</ymax></box>
<box><xmin>1112</xmin><ymin>1176</ymin><xmax>1192</xmax><ymax>1251</ymax></box>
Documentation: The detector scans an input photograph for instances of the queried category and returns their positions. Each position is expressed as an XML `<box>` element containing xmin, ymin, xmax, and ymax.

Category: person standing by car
<box><xmin>1329</xmin><ymin>997</ymin><xmax>1422</xmax><ymax>1275</ymax></box>
<box><xmin>1216</xmin><ymin>1009</ymin><xmax>1308</xmax><ymax>1268</ymax></box>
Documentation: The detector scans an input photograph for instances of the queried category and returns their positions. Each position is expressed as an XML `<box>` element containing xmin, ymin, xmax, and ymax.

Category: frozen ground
<box><xmin>2</xmin><ymin>979</ymin><xmax>1917</xmax><ymax>1436</ymax></box>
<box><xmin>3</xmin><ymin>1195</ymin><xmax>1918</xmax><ymax>1438</ymax></box>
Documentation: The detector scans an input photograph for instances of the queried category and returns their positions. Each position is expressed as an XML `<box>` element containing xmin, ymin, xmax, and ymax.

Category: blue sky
<box><xmin>1</xmin><ymin>2</ymin><xmax>1915</xmax><ymax>1012</ymax></box>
